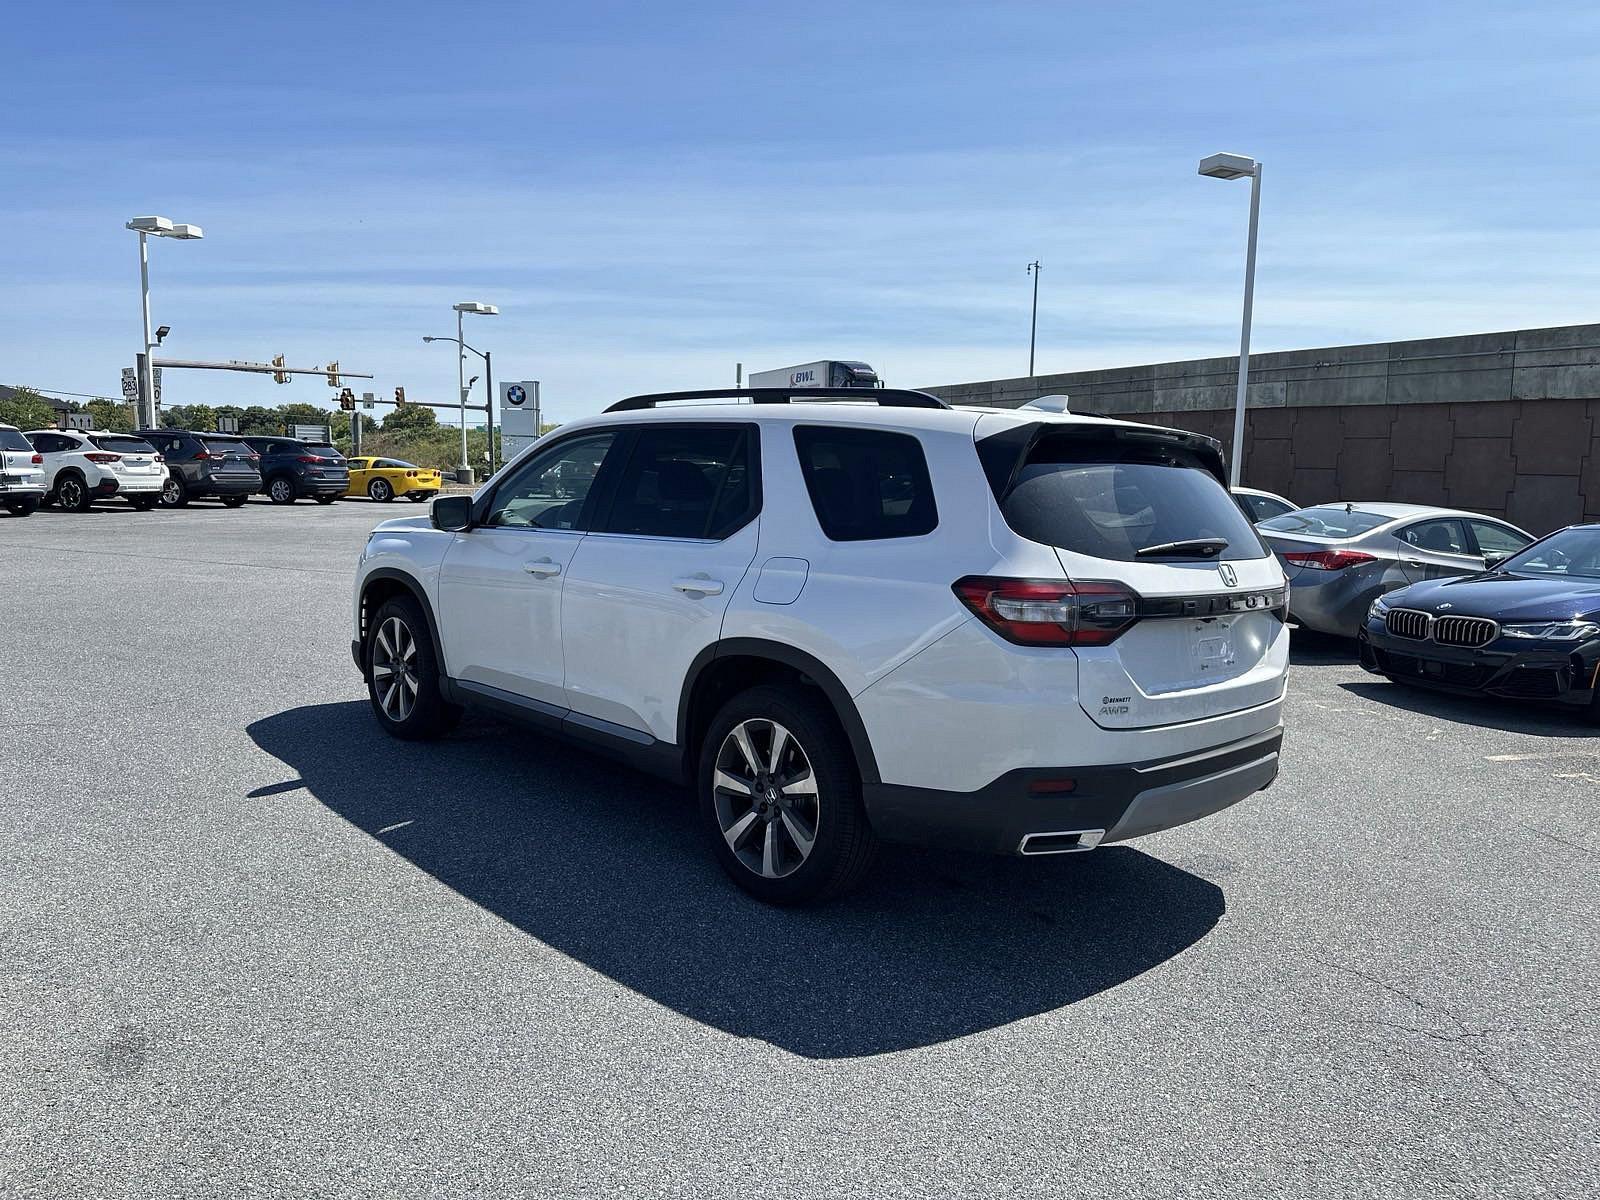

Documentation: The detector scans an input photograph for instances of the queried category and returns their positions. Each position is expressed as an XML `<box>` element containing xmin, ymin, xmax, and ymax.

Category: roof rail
<box><xmin>605</xmin><ymin>387</ymin><xmax>950</xmax><ymax>413</ymax></box>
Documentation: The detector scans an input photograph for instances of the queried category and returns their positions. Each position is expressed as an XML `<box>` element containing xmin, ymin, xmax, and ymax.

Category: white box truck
<box><xmin>747</xmin><ymin>360</ymin><xmax>881</xmax><ymax>389</ymax></box>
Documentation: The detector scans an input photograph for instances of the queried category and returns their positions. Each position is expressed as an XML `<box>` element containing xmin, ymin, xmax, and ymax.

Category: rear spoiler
<box><xmin>975</xmin><ymin>421</ymin><xmax>1229</xmax><ymax>500</ymax></box>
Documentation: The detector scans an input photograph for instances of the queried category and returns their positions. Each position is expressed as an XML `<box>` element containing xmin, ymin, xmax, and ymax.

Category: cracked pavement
<box><xmin>2</xmin><ymin>500</ymin><xmax>1597</xmax><ymax>1198</ymax></box>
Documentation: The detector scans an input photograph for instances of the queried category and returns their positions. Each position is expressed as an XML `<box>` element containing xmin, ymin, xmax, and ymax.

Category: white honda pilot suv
<box><xmin>353</xmin><ymin>387</ymin><xmax>1288</xmax><ymax>903</ymax></box>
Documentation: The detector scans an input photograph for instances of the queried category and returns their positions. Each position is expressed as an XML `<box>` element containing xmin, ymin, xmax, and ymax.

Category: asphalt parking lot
<box><xmin>3</xmin><ymin>498</ymin><xmax>1596</xmax><ymax>1198</ymax></box>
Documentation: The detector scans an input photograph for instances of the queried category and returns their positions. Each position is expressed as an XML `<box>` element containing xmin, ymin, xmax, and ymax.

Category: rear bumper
<box><xmin>862</xmin><ymin>726</ymin><xmax>1283</xmax><ymax>855</ymax></box>
<box><xmin>1359</xmin><ymin>622</ymin><xmax>1598</xmax><ymax>706</ymax></box>
<box><xmin>0</xmin><ymin>482</ymin><xmax>46</xmax><ymax>497</ymax></box>
<box><xmin>98</xmin><ymin>475</ymin><xmax>164</xmax><ymax>495</ymax></box>
<box><xmin>199</xmin><ymin>474</ymin><xmax>262</xmax><ymax>496</ymax></box>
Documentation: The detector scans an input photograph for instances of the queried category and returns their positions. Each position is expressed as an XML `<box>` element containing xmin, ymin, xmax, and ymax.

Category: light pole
<box><xmin>1026</xmin><ymin>260</ymin><xmax>1041</xmax><ymax>376</ymax></box>
<box><xmin>425</xmin><ymin>332</ymin><xmax>497</xmax><ymax>474</ymax></box>
<box><xmin>451</xmin><ymin>302</ymin><xmax>498</xmax><ymax>481</ymax></box>
<box><xmin>1198</xmin><ymin>153</ymin><xmax>1262</xmax><ymax>488</ymax></box>
<box><xmin>126</xmin><ymin>215</ymin><xmax>203</xmax><ymax>429</ymax></box>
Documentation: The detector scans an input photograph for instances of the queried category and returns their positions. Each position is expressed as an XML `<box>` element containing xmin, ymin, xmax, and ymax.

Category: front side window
<box><xmin>793</xmin><ymin>426</ymin><xmax>936</xmax><ymax>541</ymax></box>
<box><xmin>1468</xmin><ymin>520</ymin><xmax>1530</xmax><ymax>557</ymax></box>
<box><xmin>601</xmin><ymin>426</ymin><xmax>756</xmax><ymax>539</ymax></box>
<box><xmin>1398</xmin><ymin>519</ymin><xmax>1469</xmax><ymax>556</ymax></box>
<box><xmin>485</xmin><ymin>433</ymin><xmax>616</xmax><ymax>530</ymax></box>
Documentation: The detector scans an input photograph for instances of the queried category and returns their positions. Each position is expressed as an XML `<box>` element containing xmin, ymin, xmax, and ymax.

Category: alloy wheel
<box><xmin>712</xmin><ymin>719</ymin><xmax>820</xmax><ymax>879</ymax></box>
<box><xmin>162</xmin><ymin>479</ymin><xmax>181</xmax><ymax>505</ymax></box>
<box><xmin>270</xmin><ymin>479</ymin><xmax>293</xmax><ymax>502</ymax></box>
<box><xmin>59</xmin><ymin>478</ymin><xmax>84</xmax><ymax>509</ymax></box>
<box><xmin>371</xmin><ymin>616</ymin><xmax>420</xmax><ymax>722</ymax></box>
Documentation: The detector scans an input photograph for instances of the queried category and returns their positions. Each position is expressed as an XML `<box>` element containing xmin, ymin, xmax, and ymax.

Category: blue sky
<box><xmin>5</xmin><ymin>0</ymin><xmax>1600</xmax><ymax>424</ymax></box>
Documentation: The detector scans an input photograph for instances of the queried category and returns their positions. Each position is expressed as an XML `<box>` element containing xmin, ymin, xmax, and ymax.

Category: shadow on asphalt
<box><xmin>1288</xmin><ymin>627</ymin><xmax>1358</xmax><ymax>666</ymax></box>
<box><xmin>248</xmin><ymin>700</ymin><xmax>1226</xmax><ymax>1059</ymax></box>
<box><xmin>1338</xmin><ymin>678</ymin><xmax>1595</xmax><ymax>736</ymax></box>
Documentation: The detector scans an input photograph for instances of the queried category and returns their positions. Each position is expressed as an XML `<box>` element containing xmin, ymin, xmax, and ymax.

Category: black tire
<box><xmin>56</xmin><ymin>474</ymin><xmax>91</xmax><ymax>513</ymax></box>
<box><xmin>159</xmin><ymin>476</ymin><xmax>188</xmax><ymax>508</ymax></box>
<box><xmin>406</xmin><ymin>491</ymin><xmax>433</xmax><ymax>503</ymax></box>
<box><xmin>221</xmin><ymin>495</ymin><xmax>247</xmax><ymax>508</ymax></box>
<box><xmin>129</xmin><ymin>496</ymin><xmax>158</xmax><ymax>511</ymax></box>
<box><xmin>315</xmin><ymin>494</ymin><xmax>337</xmax><ymax>505</ymax></box>
<box><xmin>698</xmin><ymin>684</ymin><xmax>878</xmax><ymax>905</ymax></box>
<box><xmin>368</xmin><ymin>478</ymin><xmax>394</xmax><ymax>502</ymax></box>
<box><xmin>365</xmin><ymin>596</ymin><xmax>462</xmax><ymax>740</ymax></box>
<box><xmin>4</xmin><ymin>497</ymin><xmax>38</xmax><ymax>517</ymax></box>
<box><xmin>266</xmin><ymin>477</ymin><xmax>296</xmax><ymax>504</ymax></box>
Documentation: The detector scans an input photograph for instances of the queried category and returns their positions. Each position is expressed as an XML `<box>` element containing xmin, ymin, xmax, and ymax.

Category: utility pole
<box><xmin>1026</xmin><ymin>261</ymin><xmax>1041</xmax><ymax>377</ymax></box>
<box><xmin>484</xmin><ymin>349</ymin><xmax>495</xmax><ymax>474</ymax></box>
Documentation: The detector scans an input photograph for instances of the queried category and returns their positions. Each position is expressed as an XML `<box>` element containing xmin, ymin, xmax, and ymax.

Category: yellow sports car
<box><xmin>346</xmin><ymin>457</ymin><xmax>444</xmax><ymax>503</ymax></box>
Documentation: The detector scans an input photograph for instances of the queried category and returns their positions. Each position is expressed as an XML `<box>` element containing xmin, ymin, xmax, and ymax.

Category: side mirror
<box><xmin>431</xmin><ymin>494</ymin><xmax>473</xmax><ymax>532</ymax></box>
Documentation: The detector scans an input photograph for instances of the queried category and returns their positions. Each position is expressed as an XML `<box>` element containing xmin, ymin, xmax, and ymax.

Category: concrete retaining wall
<box><xmin>921</xmin><ymin>323</ymin><xmax>1600</xmax><ymax>533</ymax></box>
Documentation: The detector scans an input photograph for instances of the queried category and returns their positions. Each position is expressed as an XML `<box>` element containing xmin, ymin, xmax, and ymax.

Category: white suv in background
<box><xmin>27</xmin><ymin>429</ymin><xmax>168</xmax><ymax>512</ymax></box>
<box><xmin>352</xmin><ymin>388</ymin><xmax>1289</xmax><ymax>903</ymax></box>
<box><xmin>1</xmin><ymin>424</ymin><xmax>47</xmax><ymax>516</ymax></box>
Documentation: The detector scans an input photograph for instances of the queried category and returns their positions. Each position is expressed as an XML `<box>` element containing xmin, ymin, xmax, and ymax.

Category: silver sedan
<box><xmin>1257</xmin><ymin>502</ymin><xmax>1533</xmax><ymax>638</ymax></box>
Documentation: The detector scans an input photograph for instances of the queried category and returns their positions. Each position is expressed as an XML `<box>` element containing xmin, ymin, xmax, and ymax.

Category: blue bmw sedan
<box><xmin>1359</xmin><ymin>523</ymin><xmax>1600</xmax><ymax>720</ymax></box>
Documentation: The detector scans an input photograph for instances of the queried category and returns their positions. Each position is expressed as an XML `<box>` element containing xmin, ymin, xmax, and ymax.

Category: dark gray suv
<box><xmin>137</xmin><ymin>429</ymin><xmax>262</xmax><ymax>508</ymax></box>
<box><xmin>243</xmin><ymin>437</ymin><xmax>349</xmax><ymax>504</ymax></box>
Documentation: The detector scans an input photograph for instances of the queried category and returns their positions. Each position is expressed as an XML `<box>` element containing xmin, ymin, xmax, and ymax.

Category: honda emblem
<box><xmin>1218</xmin><ymin>564</ymin><xmax>1238</xmax><ymax>588</ymax></box>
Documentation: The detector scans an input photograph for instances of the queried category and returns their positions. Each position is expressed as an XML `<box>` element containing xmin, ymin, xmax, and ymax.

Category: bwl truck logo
<box><xmin>1218</xmin><ymin>563</ymin><xmax>1238</xmax><ymax>587</ymax></box>
<box><xmin>790</xmin><ymin>369</ymin><xmax>816</xmax><ymax>385</ymax></box>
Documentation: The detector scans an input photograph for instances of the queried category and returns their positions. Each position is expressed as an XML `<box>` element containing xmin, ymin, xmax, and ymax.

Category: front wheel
<box><xmin>3</xmin><ymin>497</ymin><xmax>38</xmax><ymax>517</ymax></box>
<box><xmin>159</xmin><ymin>477</ymin><xmax>188</xmax><ymax>508</ymax></box>
<box><xmin>56</xmin><ymin>475</ymin><xmax>92</xmax><ymax>513</ymax></box>
<box><xmin>365</xmin><ymin>597</ymin><xmax>461</xmax><ymax>740</ymax></box>
<box><xmin>368</xmin><ymin>478</ymin><xmax>393</xmax><ymax>502</ymax></box>
<box><xmin>266</xmin><ymin>477</ymin><xmax>296</xmax><ymax>504</ymax></box>
<box><xmin>698</xmin><ymin>685</ymin><xmax>878</xmax><ymax>905</ymax></box>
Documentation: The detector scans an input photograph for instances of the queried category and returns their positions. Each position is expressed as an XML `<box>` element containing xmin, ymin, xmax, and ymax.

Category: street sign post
<box><xmin>122</xmin><ymin>367</ymin><xmax>138</xmax><ymax>400</ymax></box>
<box><xmin>216</xmin><ymin>416</ymin><xmax>240</xmax><ymax>434</ymax></box>
<box><xmin>499</xmin><ymin>380</ymin><xmax>541</xmax><ymax>462</ymax></box>
<box><xmin>290</xmin><ymin>424</ymin><xmax>330</xmax><ymax>442</ymax></box>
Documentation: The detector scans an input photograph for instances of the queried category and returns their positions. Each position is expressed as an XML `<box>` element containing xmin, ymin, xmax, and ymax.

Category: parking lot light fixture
<box><xmin>1197</xmin><ymin>152</ymin><xmax>1262</xmax><ymax>488</ymax></box>
<box><xmin>125</xmin><ymin>214</ymin><xmax>204</xmax><ymax>428</ymax></box>
<box><xmin>450</xmin><ymin>302</ymin><xmax>498</xmax><ymax>479</ymax></box>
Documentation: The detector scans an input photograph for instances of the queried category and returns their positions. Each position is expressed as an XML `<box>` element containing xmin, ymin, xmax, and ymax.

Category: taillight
<box><xmin>296</xmin><ymin>455</ymin><xmax>325</xmax><ymax>463</ymax></box>
<box><xmin>406</xmin><ymin>470</ymin><xmax>417</xmax><ymax>477</ymax></box>
<box><xmin>84</xmin><ymin>452</ymin><xmax>121</xmax><ymax>464</ymax></box>
<box><xmin>1282</xmin><ymin>549</ymin><xmax>1377</xmax><ymax>571</ymax></box>
<box><xmin>153</xmin><ymin>453</ymin><xmax>164</xmax><ymax>463</ymax></box>
<box><xmin>195</xmin><ymin>449</ymin><xmax>222</xmax><ymax>461</ymax></box>
<box><xmin>30</xmin><ymin>453</ymin><xmax>42</xmax><ymax>465</ymax></box>
<box><xmin>953</xmin><ymin>576</ymin><xmax>1140</xmax><ymax>646</ymax></box>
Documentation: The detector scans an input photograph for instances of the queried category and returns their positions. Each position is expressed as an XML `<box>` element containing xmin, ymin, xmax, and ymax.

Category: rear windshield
<box><xmin>993</xmin><ymin>442</ymin><xmax>1264</xmax><ymax>562</ymax></box>
<box><xmin>89</xmin><ymin>435</ymin><xmax>157</xmax><ymax>454</ymax></box>
<box><xmin>203</xmin><ymin>438</ymin><xmax>254</xmax><ymax>455</ymax></box>
<box><xmin>302</xmin><ymin>443</ymin><xmax>344</xmax><ymax>459</ymax></box>
<box><xmin>1259</xmin><ymin>506</ymin><xmax>1392</xmax><ymax>539</ymax></box>
<box><xmin>1</xmin><ymin>429</ymin><xmax>33</xmax><ymax>452</ymax></box>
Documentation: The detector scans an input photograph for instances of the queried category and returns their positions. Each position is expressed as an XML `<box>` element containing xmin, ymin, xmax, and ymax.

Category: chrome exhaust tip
<box><xmin>1017</xmin><ymin>828</ymin><xmax>1105</xmax><ymax>856</ymax></box>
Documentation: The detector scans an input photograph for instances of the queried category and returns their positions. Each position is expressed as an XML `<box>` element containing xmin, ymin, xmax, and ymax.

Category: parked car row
<box><xmin>0</xmin><ymin>423</ymin><xmax>443</xmax><ymax>515</ymax></box>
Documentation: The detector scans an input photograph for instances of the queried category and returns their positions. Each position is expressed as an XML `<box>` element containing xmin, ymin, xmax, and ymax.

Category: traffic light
<box><xmin>326</xmin><ymin>361</ymin><xmax>341</xmax><ymax>388</ymax></box>
<box><xmin>271</xmin><ymin>354</ymin><xmax>288</xmax><ymax>384</ymax></box>
<box><xmin>338</xmin><ymin>388</ymin><xmax>356</xmax><ymax>411</ymax></box>
<box><xmin>394</xmin><ymin>386</ymin><xmax>406</xmax><ymax>406</ymax></box>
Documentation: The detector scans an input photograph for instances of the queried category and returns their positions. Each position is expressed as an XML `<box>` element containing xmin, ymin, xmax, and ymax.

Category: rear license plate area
<box><xmin>1188</xmin><ymin>619</ymin><xmax>1236</xmax><ymax>674</ymax></box>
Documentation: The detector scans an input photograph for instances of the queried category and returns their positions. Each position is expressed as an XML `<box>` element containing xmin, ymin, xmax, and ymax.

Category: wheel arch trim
<box><xmin>359</xmin><ymin>568</ymin><xmax>447</xmax><ymax>677</ymax></box>
<box><xmin>678</xmin><ymin>637</ymin><xmax>881</xmax><ymax>784</ymax></box>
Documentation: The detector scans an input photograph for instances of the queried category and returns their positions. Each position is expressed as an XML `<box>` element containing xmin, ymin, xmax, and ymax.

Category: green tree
<box><xmin>84</xmin><ymin>399</ymin><xmax>135</xmax><ymax>432</ymax></box>
<box><xmin>382</xmin><ymin>404</ymin><xmax>438</xmax><ymax>433</ymax></box>
<box><xmin>237</xmin><ymin>407</ymin><xmax>282</xmax><ymax>436</ymax></box>
<box><xmin>0</xmin><ymin>387</ymin><xmax>59</xmax><ymax>431</ymax></box>
<box><xmin>164</xmin><ymin>404</ymin><xmax>217</xmax><ymax>432</ymax></box>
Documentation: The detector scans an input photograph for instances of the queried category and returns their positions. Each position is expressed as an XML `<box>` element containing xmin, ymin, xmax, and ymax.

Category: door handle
<box><xmin>673</xmin><ymin>576</ymin><xmax>724</xmax><ymax>596</ymax></box>
<box><xmin>524</xmin><ymin>559</ymin><xmax>561</xmax><ymax>577</ymax></box>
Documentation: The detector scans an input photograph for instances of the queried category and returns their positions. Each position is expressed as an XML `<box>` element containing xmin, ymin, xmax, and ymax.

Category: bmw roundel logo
<box><xmin>506</xmin><ymin>385</ymin><xmax>527</xmax><ymax>406</ymax></box>
<box><xmin>1219</xmin><ymin>563</ymin><xmax>1238</xmax><ymax>587</ymax></box>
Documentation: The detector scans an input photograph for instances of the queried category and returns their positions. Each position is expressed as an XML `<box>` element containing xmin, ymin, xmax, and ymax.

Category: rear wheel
<box><xmin>315</xmin><ymin>494</ymin><xmax>337</xmax><ymax>505</ymax></box>
<box><xmin>368</xmin><ymin>478</ymin><xmax>394</xmax><ymax>502</ymax></box>
<box><xmin>129</xmin><ymin>496</ymin><xmax>157</xmax><ymax>511</ymax></box>
<box><xmin>159</xmin><ymin>477</ymin><xmax>188</xmax><ymax>508</ymax></box>
<box><xmin>366</xmin><ymin>596</ymin><xmax>461</xmax><ymax>740</ymax></box>
<box><xmin>221</xmin><ymin>495</ymin><xmax>247</xmax><ymax>508</ymax></box>
<box><xmin>266</xmin><ymin>477</ymin><xmax>296</xmax><ymax>504</ymax></box>
<box><xmin>699</xmin><ymin>685</ymin><xmax>878</xmax><ymax>905</ymax></box>
<box><xmin>3</xmin><ymin>497</ymin><xmax>38</xmax><ymax>517</ymax></box>
<box><xmin>56</xmin><ymin>474</ymin><xmax>91</xmax><ymax>513</ymax></box>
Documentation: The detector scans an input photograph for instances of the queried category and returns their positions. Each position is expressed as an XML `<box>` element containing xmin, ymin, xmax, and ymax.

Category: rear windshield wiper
<box><xmin>1136</xmin><ymin>538</ymin><xmax>1230</xmax><ymax>559</ymax></box>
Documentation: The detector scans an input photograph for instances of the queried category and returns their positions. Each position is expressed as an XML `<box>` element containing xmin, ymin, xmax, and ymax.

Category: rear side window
<box><xmin>987</xmin><ymin>432</ymin><xmax>1263</xmax><ymax>562</ymax></box>
<box><xmin>0</xmin><ymin>429</ymin><xmax>32</xmax><ymax>452</ymax></box>
<box><xmin>1259</xmin><ymin>506</ymin><xmax>1393</xmax><ymax>538</ymax></box>
<box><xmin>793</xmin><ymin>426</ymin><xmax>936</xmax><ymax>541</ymax></box>
<box><xmin>602</xmin><ymin>426</ymin><xmax>756</xmax><ymax>539</ymax></box>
